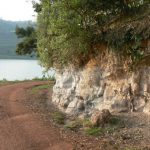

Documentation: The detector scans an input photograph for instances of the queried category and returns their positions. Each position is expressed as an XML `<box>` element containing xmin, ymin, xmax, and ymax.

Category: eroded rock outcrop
<box><xmin>52</xmin><ymin>41</ymin><xmax>150</xmax><ymax>117</ymax></box>
<box><xmin>52</xmin><ymin>62</ymin><xmax>150</xmax><ymax>117</ymax></box>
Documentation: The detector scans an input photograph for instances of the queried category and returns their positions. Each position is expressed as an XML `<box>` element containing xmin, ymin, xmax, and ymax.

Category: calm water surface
<box><xmin>0</xmin><ymin>59</ymin><xmax>54</xmax><ymax>81</ymax></box>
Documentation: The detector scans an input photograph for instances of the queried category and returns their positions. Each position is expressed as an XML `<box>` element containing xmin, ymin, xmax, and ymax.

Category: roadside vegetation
<box><xmin>0</xmin><ymin>79</ymin><xmax>19</xmax><ymax>86</ymax></box>
<box><xmin>31</xmin><ymin>84</ymin><xmax>51</xmax><ymax>93</ymax></box>
<box><xmin>64</xmin><ymin>115</ymin><xmax>125</xmax><ymax>136</ymax></box>
<box><xmin>40</xmin><ymin>103</ymin><xmax>119</xmax><ymax>137</ymax></box>
<box><xmin>0</xmin><ymin>76</ymin><xmax>55</xmax><ymax>86</ymax></box>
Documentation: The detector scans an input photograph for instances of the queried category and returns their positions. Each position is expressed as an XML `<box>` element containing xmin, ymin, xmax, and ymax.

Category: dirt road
<box><xmin>0</xmin><ymin>82</ymin><xmax>73</xmax><ymax>150</ymax></box>
<box><xmin>1</xmin><ymin>82</ymin><xmax>150</xmax><ymax>150</ymax></box>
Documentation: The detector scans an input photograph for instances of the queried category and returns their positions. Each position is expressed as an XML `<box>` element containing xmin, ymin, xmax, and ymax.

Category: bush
<box><xmin>51</xmin><ymin>112</ymin><xmax>66</xmax><ymax>124</ymax></box>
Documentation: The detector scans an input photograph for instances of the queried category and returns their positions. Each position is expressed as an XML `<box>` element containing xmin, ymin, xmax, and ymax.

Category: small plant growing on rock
<box><xmin>51</xmin><ymin>112</ymin><xmax>66</xmax><ymax>124</ymax></box>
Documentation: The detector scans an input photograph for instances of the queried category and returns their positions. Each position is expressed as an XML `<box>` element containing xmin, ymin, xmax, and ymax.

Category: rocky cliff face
<box><xmin>52</xmin><ymin>43</ymin><xmax>150</xmax><ymax>117</ymax></box>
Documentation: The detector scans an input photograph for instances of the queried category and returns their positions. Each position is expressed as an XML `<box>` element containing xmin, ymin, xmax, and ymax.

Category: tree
<box><xmin>35</xmin><ymin>0</ymin><xmax>150</xmax><ymax>68</ymax></box>
<box><xmin>15</xmin><ymin>26</ymin><xmax>37</xmax><ymax>56</ymax></box>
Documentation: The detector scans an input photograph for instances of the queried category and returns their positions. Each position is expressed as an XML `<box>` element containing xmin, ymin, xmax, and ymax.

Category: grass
<box><xmin>65</xmin><ymin>118</ymin><xmax>97</xmax><ymax>131</ymax></box>
<box><xmin>65</xmin><ymin>119</ymin><xmax>82</xmax><ymax>131</ymax></box>
<box><xmin>85</xmin><ymin>127</ymin><xmax>105</xmax><ymax>136</ymax></box>
<box><xmin>50</xmin><ymin>113</ymin><xmax>124</xmax><ymax>137</ymax></box>
<box><xmin>31</xmin><ymin>84</ymin><xmax>50</xmax><ymax>91</ymax></box>
<box><xmin>0</xmin><ymin>76</ymin><xmax>55</xmax><ymax>87</ymax></box>
<box><xmin>82</xmin><ymin>116</ymin><xmax>124</xmax><ymax>136</ymax></box>
<box><xmin>84</xmin><ymin>126</ymin><xmax>115</xmax><ymax>136</ymax></box>
<box><xmin>51</xmin><ymin>112</ymin><xmax>66</xmax><ymax>124</ymax></box>
<box><xmin>61</xmin><ymin>116</ymin><xmax>122</xmax><ymax>136</ymax></box>
<box><xmin>0</xmin><ymin>79</ymin><xmax>54</xmax><ymax>95</ymax></box>
<box><xmin>0</xmin><ymin>79</ymin><xmax>20</xmax><ymax>86</ymax></box>
<box><xmin>32</xmin><ymin>76</ymin><xmax>55</xmax><ymax>81</ymax></box>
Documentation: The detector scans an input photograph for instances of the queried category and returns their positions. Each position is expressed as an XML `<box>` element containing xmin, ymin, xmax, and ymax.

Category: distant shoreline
<box><xmin>0</xmin><ymin>55</ymin><xmax>37</xmax><ymax>60</ymax></box>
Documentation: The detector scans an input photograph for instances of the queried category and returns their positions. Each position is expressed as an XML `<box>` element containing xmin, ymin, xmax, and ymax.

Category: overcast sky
<box><xmin>0</xmin><ymin>0</ymin><xmax>36</xmax><ymax>21</ymax></box>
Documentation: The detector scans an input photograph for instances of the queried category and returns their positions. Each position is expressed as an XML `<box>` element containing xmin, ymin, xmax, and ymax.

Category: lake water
<box><xmin>0</xmin><ymin>59</ymin><xmax>55</xmax><ymax>81</ymax></box>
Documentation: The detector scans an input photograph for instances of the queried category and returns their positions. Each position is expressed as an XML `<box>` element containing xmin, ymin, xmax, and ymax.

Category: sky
<box><xmin>0</xmin><ymin>0</ymin><xmax>36</xmax><ymax>21</ymax></box>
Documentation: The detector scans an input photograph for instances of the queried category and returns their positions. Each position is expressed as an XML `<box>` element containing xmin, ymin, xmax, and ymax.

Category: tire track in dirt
<box><xmin>0</xmin><ymin>82</ymin><xmax>73</xmax><ymax>150</ymax></box>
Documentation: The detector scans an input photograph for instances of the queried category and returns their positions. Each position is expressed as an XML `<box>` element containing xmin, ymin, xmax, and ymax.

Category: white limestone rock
<box><xmin>52</xmin><ymin>66</ymin><xmax>150</xmax><ymax>115</ymax></box>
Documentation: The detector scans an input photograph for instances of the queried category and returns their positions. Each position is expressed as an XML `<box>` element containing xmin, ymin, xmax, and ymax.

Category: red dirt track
<box><xmin>0</xmin><ymin>82</ymin><xmax>73</xmax><ymax>150</ymax></box>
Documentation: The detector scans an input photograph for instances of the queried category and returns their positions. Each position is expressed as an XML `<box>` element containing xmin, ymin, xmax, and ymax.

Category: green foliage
<box><xmin>51</xmin><ymin>112</ymin><xmax>66</xmax><ymax>124</ymax></box>
<box><xmin>0</xmin><ymin>79</ymin><xmax>48</xmax><ymax>86</ymax></box>
<box><xmin>35</xmin><ymin>0</ymin><xmax>149</xmax><ymax>68</ymax></box>
<box><xmin>32</xmin><ymin>1</ymin><xmax>42</xmax><ymax>13</ymax></box>
<box><xmin>0</xmin><ymin>19</ymin><xmax>34</xmax><ymax>59</ymax></box>
<box><xmin>83</xmin><ymin>117</ymin><xmax>123</xmax><ymax>136</ymax></box>
<box><xmin>85</xmin><ymin>127</ymin><xmax>105</xmax><ymax>136</ymax></box>
<box><xmin>15</xmin><ymin>26</ymin><xmax>37</xmax><ymax>56</ymax></box>
<box><xmin>31</xmin><ymin>84</ymin><xmax>50</xmax><ymax>93</ymax></box>
<box><xmin>32</xmin><ymin>76</ymin><xmax>55</xmax><ymax>81</ymax></box>
<box><xmin>84</xmin><ymin>125</ymin><xmax>118</xmax><ymax>136</ymax></box>
<box><xmin>16</xmin><ymin>26</ymin><xmax>35</xmax><ymax>38</ymax></box>
<box><xmin>65</xmin><ymin>120</ymin><xmax>82</xmax><ymax>131</ymax></box>
<box><xmin>0</xmin><ymin>80</ymin><xmax>20</xmax><ymax>86</ymax></box>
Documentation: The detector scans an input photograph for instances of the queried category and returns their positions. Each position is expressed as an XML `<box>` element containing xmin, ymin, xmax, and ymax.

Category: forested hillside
<box><xmin>0</xmin><ymin>19</ymin><xmax>35</xmax><ymax>59</ymax></box>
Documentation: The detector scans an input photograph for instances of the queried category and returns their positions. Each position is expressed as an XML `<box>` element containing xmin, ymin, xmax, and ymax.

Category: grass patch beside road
<box><xmin>37</xmin><ymin>84</ymin><xmax>50</xmax><ymax>90</ymax></box>
<box><xmin>0</xmin><ymin>76</ymin><xmax>55</xmax><ymax>86</ymax></box>
<box><xmin>0</xmin><ymin>80</ymin><xmax>19</xmax><ymax>86</ymax></box>
<box><xmin>31</xmin><ymin>84</ymin><xmax>50</xmax><ymax>91</ymax></box>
